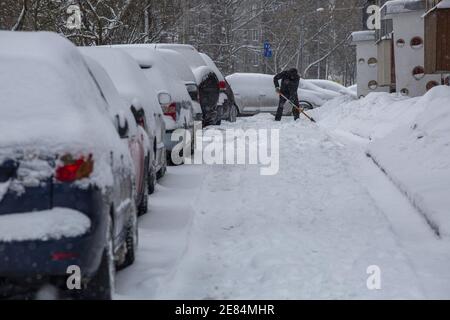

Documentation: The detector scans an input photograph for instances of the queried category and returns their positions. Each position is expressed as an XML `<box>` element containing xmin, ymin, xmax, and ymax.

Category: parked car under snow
<box><xmin>199</xmin><ymin>53</ymin><xmax>238</xmax><ymax>124</ymax></box>
<box><xmin>111</xmin><ymin>46</ymin><xmax>196</xmax><ymax>164</ymax></box>
<box><xmin>83</xmin><ymin>56</ymin><xmax>149</xmax><ymax>216</ymax></box>
<box><xmin>0</xmin><ymin>31</ymin><xmax>138</xmax><ymax>300</ymax></box>
<box><xmin>153</xmin><ymin>44</ymin><xmax>220</xmax><ymax>127</ymax></box>
<box><xmin>226</xmin><ymin>73</ymin><xmax>355</xmax><ymax>116</ymax></box>
<box><xmin>79</xmin><ymin>47</ymin><xmax>167</xmax><ymax>192</ymax></box>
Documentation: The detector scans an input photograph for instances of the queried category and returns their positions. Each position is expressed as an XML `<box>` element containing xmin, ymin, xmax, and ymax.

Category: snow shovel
<box><xmin>278</xmin><ymin>92</ymin><xmax>316</xmax><ymax>123</ymax></box>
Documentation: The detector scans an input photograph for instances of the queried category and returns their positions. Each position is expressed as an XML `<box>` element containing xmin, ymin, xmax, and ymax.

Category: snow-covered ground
<box><xmin>115</xmin><ymin>88</ymin><xmax>450</xmax><ymax>299</ymax></box>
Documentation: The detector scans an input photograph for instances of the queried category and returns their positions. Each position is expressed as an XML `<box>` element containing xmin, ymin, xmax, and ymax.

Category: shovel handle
<box><xmin>277</xmin><ymin>92</ymin><xmax>316</xmax><ymax>123</ymax></box>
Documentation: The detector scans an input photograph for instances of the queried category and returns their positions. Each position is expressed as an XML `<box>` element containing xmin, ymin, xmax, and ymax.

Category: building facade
<box><xmin>383</xmin><ymin>0</ymin><xmax>441</xmax><ymax>97</ymax></box>
<box><xmin>351</xmin><ymin>30</ymin><xmax>390</xmax><ymax>97</ymax></box>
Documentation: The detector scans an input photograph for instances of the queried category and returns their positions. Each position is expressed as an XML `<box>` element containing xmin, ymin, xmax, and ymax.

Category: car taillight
<box><xmin>137</xmin><ymin>117</ymin><xmax>145</xmax><ymax>128</ymax></box>
<box><xmin>163</xmin><ymin>103</ymin><xmax>177</xmax><ymax>121</ymax></box>
<box><xmin>55</xmin><ymin>154</ymin><xmax>94</xmax><ymax>182</ymax></box>
<box><xmin>218</xmin><ymin>81</ymin><xmax>226</xmax><ymax>91</ymax></box>
<box><xmin>52</xmin><ymin>252</ymin><xmax>79</xmax><ymax>261</ymax></box>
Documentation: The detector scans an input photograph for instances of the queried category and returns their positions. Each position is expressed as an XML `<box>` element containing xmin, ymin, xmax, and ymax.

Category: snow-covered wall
<box><xmin>390</xmin><ymin>10</ymin><xmax>441</xmax><ymax>97</ymax></box>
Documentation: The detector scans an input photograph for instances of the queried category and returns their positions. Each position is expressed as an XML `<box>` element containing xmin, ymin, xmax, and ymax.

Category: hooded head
<box><xmin>288</xmin><ymin>68</ymin><xmax>299</xmax><ymax>80</ymax></box>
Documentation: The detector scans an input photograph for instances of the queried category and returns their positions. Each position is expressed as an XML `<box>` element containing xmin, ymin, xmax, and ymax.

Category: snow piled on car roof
<box><xmin>113</xmin><ymin>46</ymin><xmax>192</xmax><ymax>102</ymax></box>
<box><xmin>199</xmin><ymin>53</ymin><xmax>225</xmax><ymax>82</ymax></box>
<box><xmin>79</xmin><ymin>46</ymin><xmax>160</xmax><ymax>136</ymax></box>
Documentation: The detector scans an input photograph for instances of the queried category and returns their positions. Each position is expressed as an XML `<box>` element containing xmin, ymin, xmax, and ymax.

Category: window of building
<box><xmin>426</xmin><ymin>80</ymin><xmax>439</xmax><ymax>91</ymax></box>
<box><xmin>412</xmin><ymin>66</ymin><xmax>425</xmax><ymax>80</ymax></box>
<box><xmin>368</xmin><ymin>80</ymin><xmax>378</xmax><ymax>90</ymax></box>
<box><xmin>410</xmin><ymin>37</ymin><xmax>423</xmax><ymax>49</ymax></box>
<box><xmin>252</xmin><ymin>30</ymin><xmax>260</xmax><ymax>42</ymax></box>
<box><xmin>253</xmin><ymin>52</ymin><xmax>259</xmax><ymax>66</ymax></box>
<box><xmin>396</xmin><ymin>39</ymin><xmax>405</xmax><ymax>48</ymax></box>
<box><xmin>358</xmin><ymin>58</ymin><xmax>365</xmax><ymax>65</ymax></box>
<box><xmin>400</xmin><ymin>88</ymin><xmax>409</xmax><ymax>96</ymax></box>
<box><xmin>368</xmin><ymin>57</ymin><xmax>378</xmax><ymax>67</ymax></box>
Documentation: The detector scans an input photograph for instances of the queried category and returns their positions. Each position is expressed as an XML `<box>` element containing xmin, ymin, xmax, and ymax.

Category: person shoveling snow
<box><xmin>273</xmin><ymin>68</ymin><xmax>301</xmax><ymax>121</ymax></box>
<box><xmin>273</xmin><ymin>68</ymin><xmax>316</xmax><ymax>123</ymax></box>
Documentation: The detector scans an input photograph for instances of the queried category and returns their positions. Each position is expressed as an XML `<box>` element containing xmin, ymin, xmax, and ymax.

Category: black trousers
<box><xmin>275</xmin><ymin>92</ymin><xmax>300</xmax><ymax>121</ymax></box>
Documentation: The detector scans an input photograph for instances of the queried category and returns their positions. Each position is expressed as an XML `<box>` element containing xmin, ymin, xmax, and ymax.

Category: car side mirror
<box><xmin>115</xmin><ymin>114</ymin><xmax>129</xmax><ymax>139</ymax></box>
<box><xmin>158</xmin><ymin>92</ymin><xmax>171</xmax><ymax>105</ymax></box>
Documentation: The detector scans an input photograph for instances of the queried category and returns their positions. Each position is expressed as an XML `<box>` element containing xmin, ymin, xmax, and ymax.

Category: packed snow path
<box><xmin>116</xmin><ymin>114</ymin><xmax>450</xmax><ymax>299</ymax></box>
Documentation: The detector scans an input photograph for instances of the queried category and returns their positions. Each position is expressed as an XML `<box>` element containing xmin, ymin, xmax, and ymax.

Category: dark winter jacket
<box><xmin>273</xmin><ymin>69</ymin><xmax>300</xmax><ymax>96</ymax></box>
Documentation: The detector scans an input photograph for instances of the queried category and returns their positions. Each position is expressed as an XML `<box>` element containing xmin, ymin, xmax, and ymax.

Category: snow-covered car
<box><xmin>226</xmin><ymin>73</ymin><xmax>352</xmax><ymax>115</ymax></box>
<box><xmin>0</xmin><ymin>31</ymin><xmax>138</xmax><ymax>299</ymax></box>
<box><xmin>111</xmin><ymin>46</ymin><xmax>196</xmax><ymax>163</ymax></box>
<box><xmin>79</xmin><ymin>47</ymin><xmax>167</xmax><ymax>192</ymax></box>
<box><xmin>153</xmin><ymin>44</ymin><xmax>220</xmax><ymax>127</ymax></box>
<box><xmin>307</xmin><ymin>79</ymin><xmax>357</xmax><ymax>97</ymax></box>
<box><xmin>156</xmin><ymin>48</ymin><xmax>203</xmax><ymax>122</ymax></box>
<box><xmin>199</xmin><ymin>53</ymin><xmax>238</xmax><ymax>124</ymax></box>
<box><xmin>83</xmin><ymin>56</ymin><xmax>149</xmax><ymax>216</ymax></box>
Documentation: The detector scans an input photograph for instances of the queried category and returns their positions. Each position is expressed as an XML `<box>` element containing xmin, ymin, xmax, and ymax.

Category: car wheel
<box><xmin>190</xmin><ymin>131</ymin><xmax>195</xmax><ymax>156</ymax></box>
<box><xmin>117</xmin><ymin>215</ymin><xmax>138</xmax><ymax>270</ymax></box>
<box><xmin>157</xmin><ymin>161</ymin><xmax>167</xmax><ymax>180</ymax></box>
<box><xmin>137</xmin><ymin>173</ymin><xmax>148</xmax><ymax>216</ymax></box>
<box><xmin>299</xmin><ymin>100</ymin><xmax>314</xmax><ymax>110</ymax></box>
<box><xmin>229</xmin><ymin>104</ymin><xmax>238</xmax><ymax>122</ymax></box>
<box><xmin>148</xmin><ymin>166</ymin><xmax>156</xmax><ymax>195</ymax></box>
<box><xmin>78</xmin><ymin>216</ymin><xmax>115</xmax><ymax>300</ymax></box>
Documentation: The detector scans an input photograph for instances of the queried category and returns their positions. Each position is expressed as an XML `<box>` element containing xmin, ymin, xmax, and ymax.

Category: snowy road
<box><xmin>115</xmin><ymin>114</ymin><xmax>450</xmax><ymax>299</ymax></box>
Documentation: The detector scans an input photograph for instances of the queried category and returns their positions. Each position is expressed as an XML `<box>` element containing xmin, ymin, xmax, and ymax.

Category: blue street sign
<box><xmin>264</xmin><ymin>41</ymin><xmax>272</xmax><ymax>58</ymax></box>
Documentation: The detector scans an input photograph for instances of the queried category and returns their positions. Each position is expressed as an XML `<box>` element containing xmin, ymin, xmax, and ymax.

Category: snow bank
<box><xmin>312</xmin><ymin>92</ymin><xmax>424</xmax><ymax>140</ymax></box>
<box><xmin>348</xmin><ymin>84</ymin><xmax>357</xmax><ymax>94</ymax></box>
<box><xmin>368</xmin><ymin>86</ymin><xmax>450</xmax><ymax>237</ymax></box>
<box><xmin>0</xmin><ymin>208</ymin><xmax>91</xmax><ymax>242</ymax></box>
<box><xmin>315</xmin><ymin>85</ymin><xmax>450</xmax><ymax>237</ymax></box>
